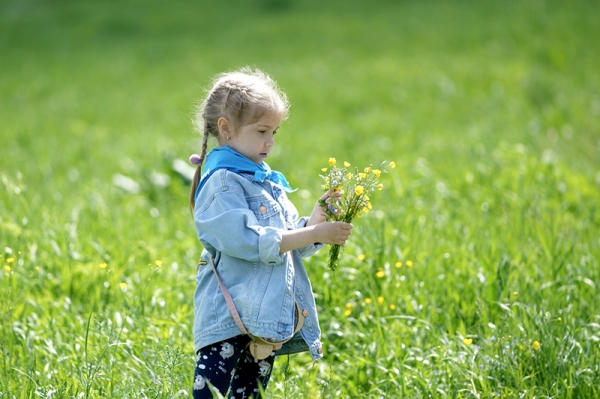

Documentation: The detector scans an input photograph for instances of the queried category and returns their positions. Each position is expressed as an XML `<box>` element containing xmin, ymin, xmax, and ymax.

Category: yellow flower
<box><xmin>357</xmin><ymin>254</ymin><xmax>366</xmax><ymax>261</ymax></box>
<box><xmin>36</xmin><ymin>266</ymin><xmax>40</xmax><ymax>272</ymax></box>
<box><xmin>344</xmin><ymin>309</ymin><xmax>352</xmax><ymax>316</ymax></box>
<box><xmin>389</xmin><ymin>304</ymin><xmax>397</xmax><ymax>310</ymax></box>
<box><xmin>376</xmin><ymin>269</ymin><xmax>385</xmax><ymax>278</ymax></box>
<box><xmin>4</xmin><ymin>265</ymin><xmax>11</xmax><ymax>272</ymax></box>
<box><xmin>377</xmin><ymin>184</ymin><xmax>384</xmax><ymax>191</ymax></box>
<box><xmin>99</xmin><ymin>263</ymin><xmax>108</xmax><ymax>269</ymax></box>
<box><xmin>395</xmin><ymin>261</ymin><xmax>403</xmax><ymax>268</ymax></box>
<box><xmin>119</xmin><ymin>282</ymin><xmax>128</xmax><ymax>291</ymax></box>
<box><xmin>346</xmin><ymin>173</ymin><xmax>352</xmax><ymax>179</ymax></box>
<box><xmin>362</xmin><ymin>207</ymin><xmax>369</xmax><ymax>213</ymax></box>
<box><xmin>389</xmin><ymin>161</ymin><xmax>396</xmax><ymax>169</ymax></box>
<box><xmin>155</xmin><ymin>260</ymin><xmax>163</xmax><ymax>267</ymax></box>
<box><xmin>463</xmin><ymin>338</ymin><xmax>473</xmax><ymax>346</ymax></box>
<box><xmin>7</xmin><ymin>257</ymin><xmax>14</xmax><ymax>263</ymax></box>
<box><xmin>358</xmin><ymin>173</ymin><xmax>367</xmax><ymax>179</ymax></box>
<box><xmin>532</xmin><ymin>340</ymin><xmax>541</xmax><ymax>350</ymax></box>
<box><xmin>345</xmin><ymin>302</ymin><xmax>353</xmax><ymax>309</ymax></box>
<box><xmin>344</xmin><ymin>161</ymin><xmax>351</xmax><ymax>167</ymax></box>
<box><xmin>321</xmin><ymin>168</ymin><xmax>328</xmax><ymax>172</ymax></box>
<box><xmin>377</xmin><ymin>296</ymin><xmax>385</xmax><ymax>305</ymax></box>
<box><xmin>367</xmin><ymin>202</ymin><xmax>372</xmax><ymax>209</ymax></box>
<box><xmin>406</xmin><ymin>260</ymin><xmax>413</xmax><ymax>267</ymax></box>
<box><xmin>354</xmin><ymin>185</ymin><xmax>364</xmax><ymax>196</ymax></box>
<box><xmin>372</xmin><ymin>169</ymin><xmax>381</xmax><ymax>177</ymax></box>
<box><xmin>364</xmin><ymin>166</ymin><xmax>371</xmax><ymax>173</ymax></box>
<box><xmin>364</xmin><ymin>298</ymin><xmax>372</xmax><ymax>304</ymax></box>
<box><xmin>328</xmin><ymin>157</ymin><xmax>336</xmax><ymax>166</ymax></box>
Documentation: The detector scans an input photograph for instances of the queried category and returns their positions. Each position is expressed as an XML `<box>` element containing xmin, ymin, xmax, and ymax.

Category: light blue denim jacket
<box><xmin>193</xmin><ymin>168</ymin><xmax>324</xmax><ymax>360</ymax></box>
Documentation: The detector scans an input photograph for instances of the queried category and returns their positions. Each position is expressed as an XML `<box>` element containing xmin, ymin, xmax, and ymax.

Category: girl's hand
<box><xmin>306</xmin><ymin>189</ymin><xmax>344</xmax><ymax>226</ymax></box>
<box><xmin>313</xmin><ymin>221</ymin><xmax>353</xmax><ymax>246</ymax></box>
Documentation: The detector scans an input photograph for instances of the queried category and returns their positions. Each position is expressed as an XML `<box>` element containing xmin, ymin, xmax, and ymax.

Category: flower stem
<box><xmin>328</xmin><ymin>244</ymin><xmax>343</xmax><ymax>271</ymax></box>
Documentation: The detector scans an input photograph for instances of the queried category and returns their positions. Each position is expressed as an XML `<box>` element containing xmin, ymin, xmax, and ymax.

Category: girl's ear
<box><xmin>217</xmin><ymin>117</ymin><xmax>231</xmax><ymax>139</ymax></box>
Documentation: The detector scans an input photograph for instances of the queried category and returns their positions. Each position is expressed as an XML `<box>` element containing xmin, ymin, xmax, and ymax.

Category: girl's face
<box><xmin>226</xmin><ymin>112</ymin><xmax>283</xmax><ymax>164</ymax></box>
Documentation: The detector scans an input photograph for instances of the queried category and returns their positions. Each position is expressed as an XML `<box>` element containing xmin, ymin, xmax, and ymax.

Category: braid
<box><xmin>189</xmin><ymin>130</ymin><xmax>210</xmax><ymax>213</ymax></box>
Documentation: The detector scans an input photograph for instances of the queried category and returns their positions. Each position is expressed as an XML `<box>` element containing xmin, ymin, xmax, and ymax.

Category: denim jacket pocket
<box><xmin>247</xmin><ymin>196</ymin><xmax>281</xmax><ymax>222</ymax></box>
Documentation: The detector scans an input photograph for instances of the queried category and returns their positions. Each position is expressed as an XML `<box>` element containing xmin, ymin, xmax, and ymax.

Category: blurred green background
<box><xmin>1</xmin><ymin>0</ymin><xmax>600</xmax><ymax>397</ymax></box>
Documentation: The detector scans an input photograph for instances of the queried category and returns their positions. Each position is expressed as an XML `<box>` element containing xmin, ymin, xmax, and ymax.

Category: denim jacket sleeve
<box><xmin>194</xmin><ymin>170</ymin><xmax>285</xmax><ymax>265</ymax></box>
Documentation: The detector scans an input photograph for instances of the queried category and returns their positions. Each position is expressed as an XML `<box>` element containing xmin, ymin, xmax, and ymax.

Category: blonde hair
<box><xmin>189</xmin><ymin>67</ymin><xmax>290</xmax><ymax>212</ymax></box>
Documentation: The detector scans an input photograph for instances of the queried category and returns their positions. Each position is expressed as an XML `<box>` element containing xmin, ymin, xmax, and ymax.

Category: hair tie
<box><xmin>189</xmin><ymin>154</ymin><xmax>201</xmax><ymax>166</ymax></box>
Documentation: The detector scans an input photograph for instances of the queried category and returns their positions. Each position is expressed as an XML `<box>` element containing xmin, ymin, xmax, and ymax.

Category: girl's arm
<box><xmin>279</xmin><ymin>221</ymin><xmax>352</xmax><ymax>254</ymax></box>
<box><xmin>280</xmin><ymin>190</ymin><xmax>352</xmax><ymax>253</ymax></box>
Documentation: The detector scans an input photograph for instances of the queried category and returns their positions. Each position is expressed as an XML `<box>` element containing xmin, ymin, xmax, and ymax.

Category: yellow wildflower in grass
<box><xmin>389</xmin><ymin>304</ymin><xmax>397</xmax><ymax>311</ymax></box>
<box><xmin>119</xmin><ymin>282</ymin><xmax>128</xmax><ymax>291</ymax></box>
<box><xmin>328</xmin><ymin>157</ymin><xmax>336</xmax><ymax>166</ymax></box>
<box><xmin>4</xmin><ymin>265</ymin><xmax>11</xmax><ymax>272</ymax></box>
<box><xmin>36</xmin><ymin>267</ymin><xmax>40</xmax><ymax>272</ymax></box>
<box><xmin>395</xmin><ymin>261</ymin><xmax>403</xmax><ymax>268</ymax></box>
<box><xmin>344</xmin><ymin>309</ymin><xmax>352</xmax><ymax>317</ymax></box>
<box><xmin>376</xmin><ymin>268</ymin><xmax>385</xmax><ymax>278</ymax></box>
<box><xmin>532</xmin><ymin>340</ymin><xmax>541</xmax><ymax>350</ymax></box>
<box><xmin>364</xmin><ymin>298</ymin><xmax>373</xmax><ymax>304</ymax></box>
<box><xmin>372</xmin><ymin>169</ymin><xmax>381</xmax><ymax>177</ymax></box>
<box><xmin>406</xmin><ymin>260</ymin><xmax>414</xmax><ymax>267</ymax></box>
<box><xmin>99</xmin><ymin>263</ymin><xmax>108</xmax><ymax>269</ymax></box>
<box><xmin>7</xmin><ymin>257</ymin><xmax>14</xmax><ymax>263</ymax></box>
<box><xmin>389</xmin><ymin>161</ymin><xmax>396</xmax><ymax>169</ymax></box>
<box><xmin>364</xmin><ymin>166</ymin><xmax>371</xmax><ymax>173</ymax></box>
<box><xmin>321</xmin><ymin>168</ymin><xmax>328</xmax><ymax>172</ymax></box>
<box><xmin>346</xmin><ymin>173</ymin><xmax>352</xmax><ymax>179</ymax></box>
<box><xmin>344</xmin><ymin>161</ymin><xmax>351</xmax><ymax>167</ymax></box>
<box><xmin>377</xmin><ymin>296</ymin><xmax>384</xmax><ymax>305</ymax></box>
<box><xmin>358</xmin><ymin>173</ymin><xmax>367</xmax><ymax>179</ymax></box>
<box><xmin>155</xmin><ymin>260</ymin><xmax>163</xmax><ymax>267</ymax></box>
<box><xmin>354</xmin><ymin>185</ymin><xmax>364</xmax><ymax>196</ymax></box>
<box><xmin>463</xmin><ymin>338</ymin><xmax>473</xmax><ymax>346</ymax></box>
<box><xmin>362</xmin><ymin>207</ymin><xmax>369</xmax><ymax>213</ymax></box>
<box><xmin>377</xmin><ymin>184</ymin><xmax>384</xmax><ymax>191</ymax></box>
<box><xmin>357</xmin><ymin>254</ymin><xmax>366</xmax><ymax>261</ymax></box>
<box><xmin>345</xmin><ymin>302</ymin><xmax>353</xmax><ymax>309</ymax></box>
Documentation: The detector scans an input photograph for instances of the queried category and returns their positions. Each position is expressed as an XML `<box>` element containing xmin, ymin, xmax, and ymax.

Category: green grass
<box><xmin>1</xmin><ymin>0</ymin><xmax>599</xmax><ymax>397</ymax></box>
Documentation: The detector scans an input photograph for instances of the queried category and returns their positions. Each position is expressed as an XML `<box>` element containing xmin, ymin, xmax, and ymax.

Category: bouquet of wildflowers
<box><xmin>318</xmin><ymin>157</ymin><xmax>395</xmax><ymax>271</ymax></box>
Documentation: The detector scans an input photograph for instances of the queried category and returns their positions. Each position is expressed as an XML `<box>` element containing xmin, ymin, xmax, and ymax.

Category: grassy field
<box><xmin>1</xmin><ymin>0</ymin><xmax>599</xmax><ymax>397</ymax></box>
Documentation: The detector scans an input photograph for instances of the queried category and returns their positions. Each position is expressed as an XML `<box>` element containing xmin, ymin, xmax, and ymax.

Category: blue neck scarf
<box><xmin>195</xmin><ymin>146</ymin><xmax>295</xmax><ymax>200</ymax></box>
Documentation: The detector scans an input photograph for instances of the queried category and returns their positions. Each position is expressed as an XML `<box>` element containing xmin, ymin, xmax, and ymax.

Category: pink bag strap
<box><xmin>207</xmin><ymin>254</ymin><xmax>249</xmax><ymax>335</ymax></box>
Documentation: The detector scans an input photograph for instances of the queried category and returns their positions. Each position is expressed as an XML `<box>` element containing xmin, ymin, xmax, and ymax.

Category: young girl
<box><xmin>188</xmin><ymin>67</ymin><xmax>353</xmax><ymax>398</ymax></box>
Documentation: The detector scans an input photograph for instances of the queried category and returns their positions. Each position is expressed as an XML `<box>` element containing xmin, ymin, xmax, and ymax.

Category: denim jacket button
<box><xmin>259</xmin><ymin>205</ymin><xmax>267</xmax><ymax>214</ymax></box>
<box><xmin>302</xmin><ymin>309</ymin><xmax>309</xmax><ymax>317</ymax></box>
<box><xmin>318</xmin><ymin>347</ymin><xmax>323</xmax><ymax>354</ymax></box>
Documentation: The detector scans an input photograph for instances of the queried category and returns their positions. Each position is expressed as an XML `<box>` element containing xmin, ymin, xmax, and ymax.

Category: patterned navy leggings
<box><xmin>193</xmin><ymin>335</ymin><xmax>275</xmax><ymax>399</ymax></box>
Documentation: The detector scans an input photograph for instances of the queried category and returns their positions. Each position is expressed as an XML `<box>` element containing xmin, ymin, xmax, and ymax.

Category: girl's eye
<box><xmin>258</xmin><ymin>130</ymin><xmax>266</xmax><ymax>134</ymax></box>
